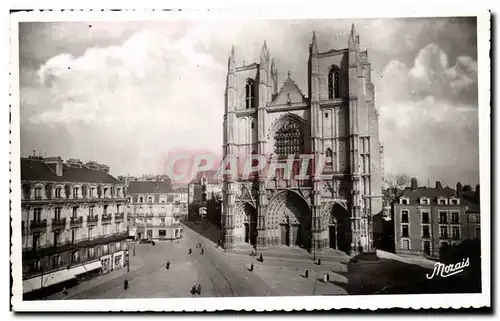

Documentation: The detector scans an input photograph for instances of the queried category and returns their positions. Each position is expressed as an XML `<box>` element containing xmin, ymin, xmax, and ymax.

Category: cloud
<box><xmin>378</xmin><ymin>44</ymin><xmax>479</xmax><ymax>186</ymax></box>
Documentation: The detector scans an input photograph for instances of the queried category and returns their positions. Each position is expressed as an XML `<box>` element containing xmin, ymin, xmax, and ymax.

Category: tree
<box><xmin>385</xmin><ymin>173</ymin><xmax>411</xmax><ymax>190</ymax></box>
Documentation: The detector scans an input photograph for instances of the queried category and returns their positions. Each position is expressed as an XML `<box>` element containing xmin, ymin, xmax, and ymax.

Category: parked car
<box><xmin>139</xmin><ymin>238</ymin><xmax>153</xmax><ymax>244</ymax></box>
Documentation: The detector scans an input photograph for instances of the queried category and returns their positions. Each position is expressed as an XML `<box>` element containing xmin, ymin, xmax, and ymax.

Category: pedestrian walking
<box><xmin>249</xmin><ymin>262</ymin><xmax>254</xmax><ymax>272</ymax></box>
<box><xmin>166</xmin><ymin>261</ymin><xmax>170</xmax><ymax>270</ymax></box>
<box><xmin>326</xmin><ymin>272</ymin><xmax>330</xmax><ymax>282</ymax></box>
<box><xmin>124</xmin><ymin>279</ymin><xmax>129</xmax><ymax>290</ymax></box>
<box><xmin>304</xmin><ymin>269</ymin><xmax>309</xmax><ymax>278</ymax></box>
<box><xmin>189</xmin><ymin>248</ymin><xmax>192</xmax><ymax>255</ymax></box>
<box><xmin>191</xmin><ymin>285</ymin><xmax>197</xmax><ymax>295</ymax></box>
<box><xmin>259</xmin><ymin>253</ymin><xmax>263</xmax><ymax>262</ymax></box>
<box><xmin>62</xmin><ymin>287</ymin><xmax>68</xmax><ymax>296</ymax></box>
<box><xmin>317</xmin><ymin>258</ymin><xmax>321</xmax><ymax>265</ymax></box>
<box><xmin>323</xmin><ymin>273</ymin><xmax>327</xmax><ymax>283</ymax></box>
<box><xmin>201</xmin><ymin>248</ymin><xmax>204</xmax><ymax>255</ymax></box>
<box><xmin>197</xmin><ymin>284</ymin><xmax>202</xmax><ymax>295</ymax></box>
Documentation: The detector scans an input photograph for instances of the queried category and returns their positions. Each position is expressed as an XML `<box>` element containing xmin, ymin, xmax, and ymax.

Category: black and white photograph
<box><xmin>9</xmin><ymin>8</ymin><xmax>491</xmax><ymax>311</ymax></box>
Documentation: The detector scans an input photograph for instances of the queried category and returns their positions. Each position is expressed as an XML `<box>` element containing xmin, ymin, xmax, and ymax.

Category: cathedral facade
<box><xmin>221</xmin><ymin>25</ymin><xmax>383</xmax><ymax>255</ymax></box>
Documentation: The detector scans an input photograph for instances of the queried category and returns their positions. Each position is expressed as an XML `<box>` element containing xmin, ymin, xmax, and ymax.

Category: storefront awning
<box><xmin>70</xmin><ymin>260</ymin><xmax>103</xmax><ymax>276</ymax></box>
<box><xmin>23</xmin><ymin>269</ymin><xmax>76</xmax><ymax>294</ymax></box>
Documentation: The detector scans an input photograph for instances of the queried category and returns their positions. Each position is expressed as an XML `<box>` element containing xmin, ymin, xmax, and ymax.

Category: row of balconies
<box><xmin>22</xmin><ymin>230</ymin><xmax>129</xmax><ymax>261</ymax></box>
<box><xmin>24</xmin><ymin>213</ymin><xmax>125</xmax><ymax>234</ymax></box>
<box><xmin>25</xmin><ymin>194</ymin><xmax>125</xmax><ymax>202</ymax></box>
<box><xmin>402</xmin><ymin>233</ymin><xmax>461</xmax><ymax>240</ymax></box>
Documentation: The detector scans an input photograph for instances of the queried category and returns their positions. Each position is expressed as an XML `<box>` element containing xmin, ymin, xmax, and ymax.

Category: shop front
<box><xmin>112</xmin><ymin>250</ymin><xmax>125</xmax><ymax>270</ymax></box>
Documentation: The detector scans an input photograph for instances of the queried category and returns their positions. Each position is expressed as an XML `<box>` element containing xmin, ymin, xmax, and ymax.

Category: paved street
<box><xmin>52</xmin><ymin>222</ymin><xmax>348</xmax><ymax>299</ymax></box>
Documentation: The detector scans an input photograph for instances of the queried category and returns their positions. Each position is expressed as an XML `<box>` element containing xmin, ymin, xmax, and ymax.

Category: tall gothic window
<box><xmin>274</xmin><ymin>122</ymin><xmax>303</xmax><ymax>159</ymax></box>
<box><xmin>245</xmin><ymin>80</ymin><xmax>254</xmax><ymax>109</ymax></box>
<box><xmin>328</xmin><ymin>67</ymin><xmax>340</xmax><ymax>99</ymax></box>
<box><xmin>325</xmin><ymin>148</ymin><xmax>333</xmax><ymax>165</ymax></box>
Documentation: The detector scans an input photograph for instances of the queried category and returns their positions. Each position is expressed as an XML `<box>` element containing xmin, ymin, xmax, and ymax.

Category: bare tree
<box><xmin>385</xmin><ymin>173</ymin><xmax>411</xmax><ymax>190</ymax></box>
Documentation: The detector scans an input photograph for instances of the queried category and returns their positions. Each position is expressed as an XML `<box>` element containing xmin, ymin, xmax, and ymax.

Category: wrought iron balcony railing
<box><xmin>70</xmin><ymin>216</ymin><xmax>83</xmax><ymax>228</ymax></box>
<box><xmin>102</xmin><ymin>214</ymin><xmax>112</xmax><ymax>224</ymax></box>
<box><xmin>30</xmin><ymin>219</ymin><xmax>47</xmax><ymax>233</ymax></box>
<box><xmin>51</xmin><ymin>218</ymin><xmax>67</xmax><ymax>231</ymax></box>
<box><xmin>87</xmin><ymin>215</ymin><xmax>99</xmax><ymax>227</ymax></box>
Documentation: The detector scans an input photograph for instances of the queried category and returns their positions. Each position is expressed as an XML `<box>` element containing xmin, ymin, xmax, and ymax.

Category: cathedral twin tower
<box><xmin>221</xmin><ymin>25</ymin><xmax>383</xmax><ymax>255</ymax></box>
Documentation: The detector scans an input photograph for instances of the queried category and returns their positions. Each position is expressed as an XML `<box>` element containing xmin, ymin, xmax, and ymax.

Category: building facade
<box><xmin>221</xmin><ymin>25</ymin><xmax>382</xmax><ymax>254</ymax></box>
<box><xmin>126</xmin><ymin>179</ymin><xmax>182</xmax><ymax>240</ymax></box>
<box><xmin>188</xmin><ymin>171</ymin><xmax>223</xmax><ymax>221</ymax></box>
<box><xmin>21</xmin><ymin>156</ymin><xmax>128</xmax><ymax>299</ymax></box>
<box><xmin>393</xmin><ymin>179</ymin><xmax>481</xmax><ymax>257</ymax></box>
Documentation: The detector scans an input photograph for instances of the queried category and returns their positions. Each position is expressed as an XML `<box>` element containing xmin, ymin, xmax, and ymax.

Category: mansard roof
<box><xmin>398</xmin><ymin>187</ymin><xmax>457</xmax><ymax>204</ymax></box>
<box><xmin>21</xmin><ymin>157</ymin><xmax>121</xmax><ymax>184</ymax></box>
<box><xmin>271</xmin><ymin>74</ymin><xmax>306</xmax><ymax>106</ymax></box>
<box><xmin>127</xmin><ymin>180</ymin><xmax>173</xmax><ymax>194</ymax></box>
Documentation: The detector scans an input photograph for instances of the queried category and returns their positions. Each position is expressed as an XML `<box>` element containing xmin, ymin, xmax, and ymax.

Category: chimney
<box><xmin>435</xmin><ymin>181</ymin><xmax>443</xmax><ymax>189</ymax></box>
<box><xmin>44</xmin><ymin>157</ymin><xmax>64</xmax><ymax>176</ymax></box>
<box><xmin>456</xmin><ymin>182</ymin><xmax>463</xmax><ymax>198</ymax></box>
<box><xmin>475</xmin><ymin>184</ymin><xmax>480</xmax><ymax>202</ymax></box>
<box><xmin>411</xmin><ymin>177</ymin><xmax>418</xmax><ymax>190</ymax></box>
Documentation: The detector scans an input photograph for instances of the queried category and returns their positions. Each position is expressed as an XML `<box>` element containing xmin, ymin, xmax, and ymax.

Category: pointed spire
<box><xmin>287</xmin><ymin>70</ymin><xmax>291</xmax><ymax>79</ymax></box>
<box><xmin>349</xmin><ymin>24</ymin><xmax>356</xmax><ymax>46</ymax></box>
<box><xmin>260</xmin><ymin>40</ymin><xmax>268</xmax><ymax>58</ymax></box>
<box><xmin>311</xmin><ymin>30</ymin><xmax>319</xmax><ymax>55</ymax></box>
<box><xmin>271</xmin><ymin>58</ymin><xmax>276</xmax><ymax>70</ymax></box>
<box><xmin>228</xmin><ymin>45</ymin><xmax>236</xmax><ymax>71</ymax></box>
<box><xmin>231</xmin><ymin>45</ymin><xmax>235</xmax><ymax>56</ymax></box>
<box><xmin>350</xmin><ymin>23</ymin><xmax>356</xmax><ymax>37</ymax></box>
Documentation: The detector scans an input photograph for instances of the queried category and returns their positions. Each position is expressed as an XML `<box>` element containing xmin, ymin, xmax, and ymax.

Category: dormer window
<box><xmin>400</xmin><ymin>197</ymin><xmax>409</xmax><ymax>205</ymax></box>
<box><xmin>450</xmin><ymin>198</ymin><xmax>459</xmax><ymax>205</ymax></box>
<box><xmin>420</xmin><ymin>197</ymin><xmax>430</xmax><ymax>205</ymax></box>
<box><xmin>73</xmin><ymin>187</ymin><xmax>79</xmax><ymax>199</ymax></box>
<box><xmin>139</xmin><ymin>196</ymin><xmax>144</xmax><ymax>203</ymax></box>
<box><xmin>245</xmin><ymin>79</ymin><xmax>255</xmax><ymax>109</ymax></box>
<box><xmin>438</xmin><ymin>197</ymin><xmax>447</xmax><ymax>205</ymax></box>
<box><xmin>34</xmin><ymin>187</ymin><xmax>42</xmax><ymax>200</ymax></box>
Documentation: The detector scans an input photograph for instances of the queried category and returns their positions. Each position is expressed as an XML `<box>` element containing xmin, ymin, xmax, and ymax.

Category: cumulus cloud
<box><xmin>378</xmin><ymin>44</ymin><xmax>479</xmax><ymax>186</ymax></box>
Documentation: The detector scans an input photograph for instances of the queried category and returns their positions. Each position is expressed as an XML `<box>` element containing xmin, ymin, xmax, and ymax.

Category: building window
<box><xmin>438</xmin><ymin>198</ymin><xmax>447</xmax><ymax>205</ymax></box>
<box><xmin>34</xmin><ymin>187</ymin><xmax>42</xmax><ymax>199</ymax></box>
<box><xmin>423</xmin><ymin>241</ymin><xmax>431</xmax><ymax>256</ymax></box>
<box><xmin>274</xmin><ymin>121</ymin><xmax>303</xmax><ymax>158</ymax></box>
<box><xmin>402</xmin><ymin>239</ymin><xmax>410</xmax><ymax>250</ymax></box>
<box><xmin>400</xmin><ymin>198</ymin><xmax>409</xmax><ymax>205</ymax></box>
<box><xmin>104</xmin><ymin>205</ymin><xmax>108</xmax><ymax>215</ymax></box>
<box><xmin>245</xmin><ymin>79</ymin><xmax>255</xmax><ymax>109</ymax></box>
<box><xmin>439</xmin><ymin>211</ymin><xmax>447</xmax><ymax>224</ymax></box>
<box><xmin>52</xmin><ymin>255</ymin><xmax>62</xmax><ymax>269</ymax></box>
<box><xmin>104</xmin><ymin>188</ymin><xmax>109</xmax><ymax>197</ymax></box>
<box><xmin>401</xmin><ymin>210</ymin><xmax>409</xmax><ymax>223</ymax></box>
<box><xmin>54</xmin><ymin>208</ymin><xmax>61</xmax><ymax>220</ymax></box>
<box><xmin>30</xmin><ymin>260</ymin><xmax>41</xmax><ymax>272</ymax></box>
<box><xmin>90</xmin><ymin>188</ymin><xmax>95</xmax><ymax>198</ymax></box>
<box><xmin>328</xmin><ymin>68</ymin><xmax>340</xmax><ymax>99</ymax></box>
<box><xmin>325</xmin><ymin>112</ymin><xmax>329</xmax><ymax>119</ymax></box>
<box><xmin>148</xmin><ymin>197</ymin><xmax>153</xmax><ymax>203</ymax></box>
<box><xmin>422</xmin><ymin>225</ymin><xmax>430</xmax><ymax>238</ymax></box>
<box><xmin>73</xmin><ymin>187</ymin><xmax>79</xmax><ymax>199</ymax></box>
<box><xmin>325</xmin><ymin>148</ymin><xmax>333</xmax><ymax>165</ymax></box>
<box><xmin>32</xmin><ymin>232</ymin><xmax>40</xmax><ymax>251</ymax></box>
<box><xmin>88</xmin><ymin>247</ymin><xmax>95</xmax><ymax>259</ymax></box>
<box><xmin>402</xmin><ymin>225</ymin><xmax>409</xmax><ymax>237</ymax></box>
<box><xmin>420</xmin><ymin>198</ymin><xmax>429</xmax><ymax>205</ymax></box>
<box><xmin>475</xmin><ymin>227</ymin><xmax>481</xmax><ymax>239</ymax></box>
<box><xmin>469</xmin><ymin>214</ymin><xmax>479</xmax><ymax>223</ymax></box>
<box><xmin>54</xmin><ymin>231</ymin><xmax>61</xmax><ymax>247</ymax></box>
<box><xmin>139</xmin><ymin>196</ymin><xmax>144</xmax><ymax>203</ymax></box>
<box><xmin>88</xmin><ymin>227</ymin><xmax>93</xmax><ymax>238</ymax></box>
<box><xmin>440</xmin><ymin>241</ymin><xmax>449</xmax><ymax>249</ymax></box>
<box><xmin>451</xmin><ymin>212</ymin><xmax>460</xmax><ymax>224</ymax></box>
<box><xmin>450</xmin><ymin>198</ymin><xmax>459</xmax><ymax>205</ymax></box>
<box><xmin>33</xmin><ymin>208</ymin><xmax>42</xmax><ymax>222</ymax></box>
<box><xmin>72</xmin><ymin>250</ymin><xmax>79</xmax><ymax>263</ymax></box>
<box><xmin>89</xmin><ymin>206</ymin><xmax>94</xmax><ymax>216</ymax></box>
<box><xmin>72</xmin><ymin>207</ymin><xmax>78</xmax><ymax>218</ymax></box>
<box><xmin>421</xmin><ymin>212</ymin><xmax>430</xmax><ymax>224</ymax></box>
<box><xmin>55</xmin><ymin>187</ymin><xmax>61</xmax><ymax>198</ymax></box>
<box><xmin>161</xmin><ymin>218</ymin><xmax>165</xmax><ymax>224</ymax></box>
<box><xmin>71</xmin><ymin>229</ymin><xmax>76</xmax><ymax>243</ymax></box>
<box><xmin>451</xmin><ymin>226</ymin><xmax>460</xmax><ymax>240</ymax></box>
<box><xmin>439</xmin><ymin>226</ymin><xmax>448</xmax><ymax>239</ymax></box>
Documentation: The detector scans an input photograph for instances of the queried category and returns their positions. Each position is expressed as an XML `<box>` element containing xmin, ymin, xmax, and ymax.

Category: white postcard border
<box><xmin>9</xmin><ymin>7</ymin><xmax>491</xmax><ymax>311</ymax></box>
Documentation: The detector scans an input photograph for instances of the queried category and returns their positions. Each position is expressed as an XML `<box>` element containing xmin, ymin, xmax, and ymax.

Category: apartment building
<box><xmin>21</xmin><ymin>156</ymin><xmax>127</xmax><ymax>299</ymax></box>
<box><xmin>393</xmin><ymin>178</ymin><xmax>481</xmax><ymax>257</ymax></box>
<box><xmin>126</xmin><ymin>179</ymin><xmax>182</xmax><ymax>240</ymax></box>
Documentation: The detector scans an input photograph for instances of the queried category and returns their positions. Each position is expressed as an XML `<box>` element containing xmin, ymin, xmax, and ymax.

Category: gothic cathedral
<box><xmin>221</xmin><ymin>25</ymin><xmax>383</xmax><ymax>256</ymax></box>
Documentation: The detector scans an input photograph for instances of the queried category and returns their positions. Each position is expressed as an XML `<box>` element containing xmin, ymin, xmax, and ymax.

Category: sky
<box><xmin>18</xmin><ymin>17</ymin><xmax>479</xmax><ymax>187</ymax></box>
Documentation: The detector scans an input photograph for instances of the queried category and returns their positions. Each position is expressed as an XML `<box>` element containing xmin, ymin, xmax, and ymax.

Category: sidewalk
<box><xmin>46</xmin><ymin>250</ymin><xmax>146</xmax><ymax>300</ymax></box>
